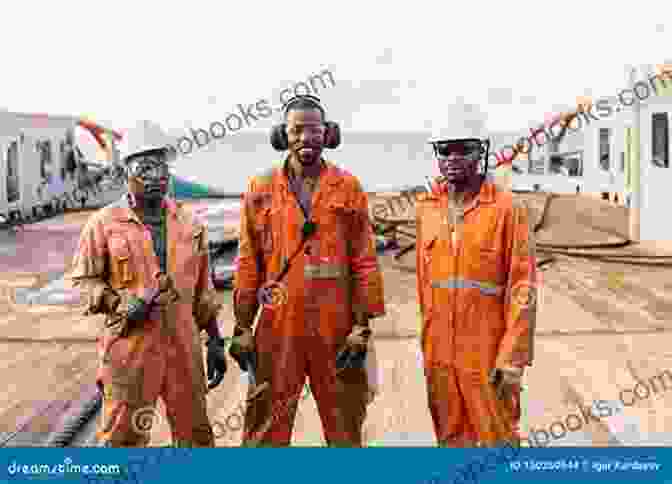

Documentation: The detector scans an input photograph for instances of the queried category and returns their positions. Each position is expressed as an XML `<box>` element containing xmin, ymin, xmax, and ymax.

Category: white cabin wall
<box><xmin>0</xmin><ymin>138</ymin><xmax>7</xmax><ymax>215</ymax></box>
<box><xmin>640</xmin><ymin>101</ymin><xmax>672</xmax><ymax>241</ymax></box>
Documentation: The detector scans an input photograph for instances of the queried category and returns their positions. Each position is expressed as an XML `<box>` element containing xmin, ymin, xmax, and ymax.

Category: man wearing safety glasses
<box><xmin>415</xmin><ymin>124</ymin><xmax>537</xmax><ymax>447</ymax></box>
<box><xmin>69</xmin><ymin>142</ymin><xmax>227</xmax><ymax>446</ymax></box>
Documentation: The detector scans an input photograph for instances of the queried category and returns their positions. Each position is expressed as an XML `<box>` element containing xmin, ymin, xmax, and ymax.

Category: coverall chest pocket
<box><xmin>324</xmin><ymin>201</ymin><xmax>354</xmax><ymax>255</ymax></box>
<box><xmin>421</xmin><ymin>236</ymin><xmax>439</xmax><ymax>319</ymax></box>
<box><xmin>255</xmin><ymin>207</ymin><xmax>274</xmax><ymax>255</ymax></box>
<box><xmin>191</xmin><ymin>226</ymin><xmax>205</xmax><ymax>255</ymax></box>
<box><xmin>108</xmin><ymin>236</ymin><xmax>134</xmax><ymax>289</ymax></box>
<box><xmin>468</xmin><ymin>248</ymin><xmax>505</xmax><ymax>293</ymax></box>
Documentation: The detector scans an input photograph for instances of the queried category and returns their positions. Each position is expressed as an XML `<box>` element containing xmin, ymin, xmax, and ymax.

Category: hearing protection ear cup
<box><xmin>270</xmin><ymin>123</ymin><xmax>288</xmax><ymax>151</ymax></box>
<box><xmin>324</xmin><ymin>121</ymin><xmax>341</xmax><ymax>149</ymax></box>
<box><xmin>270</xmin><ymin>121</ymin><xmax>341</xmax><ymax>151</ymax></box>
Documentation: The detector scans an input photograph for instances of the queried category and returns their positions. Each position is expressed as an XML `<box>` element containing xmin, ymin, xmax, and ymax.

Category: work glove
<box><xmin>336</xmin><ymin>324</ymin><xmax>372</xmax><ymax>372</ymax></box>
<box><xmin>488</xmin><ymin>367</ymin><xmax>523</xmax><ymax>400</ymax></box>
<box><xmin>125</xmin><ymin>295</ymin><xmax>152</xmax><ymax>322</ymax></box>
<box><xmin>206</xmin><ymin>334</ymin><xmax>228</xmax><ymax>390</ymax></box>
<box><xmin>84</xmin><ymin>285</ymin><xmax>121</xmax><ymax>316</ymax></box>
<box><xmin>229</xmin><ymin>326</ymin><xmax>256</xmax><ymax>372</ymax></box>
<box><xmin>125</xmin><ymin>277</ymin><xmax>178</xmax><ymax>323</ymax></box>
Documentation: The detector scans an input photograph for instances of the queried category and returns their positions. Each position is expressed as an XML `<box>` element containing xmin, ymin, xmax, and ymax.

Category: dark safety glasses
<box><xmin>433</xmin><ymin>140</ymin><xmax>483</xmax><ymax>159</ymax></box>
<box><xmin>127</xmin><ymin>158</ymin><xmax>170</xmax><ymax>180</ymax></box>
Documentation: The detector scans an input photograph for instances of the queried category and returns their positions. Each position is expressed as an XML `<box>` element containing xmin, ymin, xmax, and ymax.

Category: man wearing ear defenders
<box><xmin>415</xmin><ymin>125</ymin><xmax>537</xmax><ymax>447</ymax></box>
<box><xmin>68</xmin><ymin>141</ymin><xmax>226</xmax><ymax>447</ymax></box>
<box><xmin>232</xmin><ymin>95</ymin><xmax>385</xmax><ymax>446</ymax></box>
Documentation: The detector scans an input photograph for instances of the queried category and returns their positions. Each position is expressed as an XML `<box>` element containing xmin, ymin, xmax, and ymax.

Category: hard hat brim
<box><xmin>123</xmin><ymin>146</ymin><xmax>176</xmax><ymax>164</ymax></box>
<box><xmin>427</xmin><ymin>137</ymin><xmax>484</xmax><ymax>144</ymax></box>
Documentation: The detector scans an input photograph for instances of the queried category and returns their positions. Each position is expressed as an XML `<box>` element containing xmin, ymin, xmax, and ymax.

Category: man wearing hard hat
<box><xmin>415</xmin><ymin>108</ymin><xmax>537</xmax><ymax>447</ymax></box>
<box><xmin>68</xmin><ymin>140</ymin><xmax>227</xmax><ymax>446</ymax></box>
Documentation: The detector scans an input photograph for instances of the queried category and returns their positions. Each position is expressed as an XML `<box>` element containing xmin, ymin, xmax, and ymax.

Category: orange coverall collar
<box><xmin>429</xmin><ymin>178</ymin><xmax>498</xmax><ymax>205</ymax></box>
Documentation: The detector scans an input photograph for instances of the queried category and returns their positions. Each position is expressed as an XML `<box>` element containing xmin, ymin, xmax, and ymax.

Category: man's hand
<box><xmin>125</xmin><ymin>295</ymin><xmax>151</xmax><ymax>322</ymax></box>
<box><xmin>489</xmin><ymin>366</ymin><xmax>523</xmax><ymax>400</ymax></box>
<box><xmin>336</xmin><ymin>324</ymin><xmax>372</xmax><ymax>372</ymax></box>
<box><xmin>206</xmin><ymin>335</ymin><xmax>228</xmax><ymax>390</ymax></box>
<box><xmin>84</xmin><ymin>285</ymin><xmax>120</xmax><ymax>316</ymax></box>
<box><xmin>229</xmin><ymin>326</ymin><xmax>256</xmax><ymax>372</ymax></box>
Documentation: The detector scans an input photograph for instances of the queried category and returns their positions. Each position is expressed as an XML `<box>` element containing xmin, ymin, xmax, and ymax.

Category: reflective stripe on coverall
<box><xmin>233</xmin><ymin>160</ymin><xmax>385</xmax><ymax>446</ymax></box>
<box><xmin>68</xmin><ymin>195</ymin><xmax>221</xmax><ymax>446</ymax></box>
<box><xmin>415</xmin><ymin>180</ymin><xmax>537</xmax><ymax>446</ymax></box>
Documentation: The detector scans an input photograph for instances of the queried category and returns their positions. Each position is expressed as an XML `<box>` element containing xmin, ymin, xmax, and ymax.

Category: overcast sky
<box><xmin>1</xmin><ymin>0</ymin><xmax>670</xmax><ymax>137</ymax></box>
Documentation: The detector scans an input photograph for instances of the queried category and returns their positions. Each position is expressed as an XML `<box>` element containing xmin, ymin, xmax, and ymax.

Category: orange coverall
<box><xmin>233</xmin><ymin>160</ymin><xmax>385</xmax><ymax>446</ymax></box>
<box><xmin>415</xmin><ymin>180</ymin><xmax>537</xmax><ymax>446</ymax></box>
<box><xmin>68</xmin><ymin>195</ymin><xmax>221</xmax><ymax>446</ymax></box>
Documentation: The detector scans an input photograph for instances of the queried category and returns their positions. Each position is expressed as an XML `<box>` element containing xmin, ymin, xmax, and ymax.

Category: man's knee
<box><xmin>191</xmin><ymin>423</ymin><xmax>215</xmax><ymax>447</ymax></box>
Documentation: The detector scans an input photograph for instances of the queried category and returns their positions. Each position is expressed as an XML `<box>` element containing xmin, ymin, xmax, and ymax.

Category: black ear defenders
<box><xmin>270</xmin><ymin>94</ymin><xmax>341</xmax><ymax>151</ymax></box>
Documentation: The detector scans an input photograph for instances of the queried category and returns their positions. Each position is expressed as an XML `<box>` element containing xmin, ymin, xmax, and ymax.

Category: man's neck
<box><xmin>443</xmin><ymin>175</ymin><xmax>483</xmax><ymax>203</ymax></box>
<box><xmin>288</xmin><ymin>155</ymin><xmax>323</xmax><ymax>179</ymax></box>
<box><xmin>130</xmin><ymin>193</ymin><xmax>164</xmax><ymax>221</ymax></box>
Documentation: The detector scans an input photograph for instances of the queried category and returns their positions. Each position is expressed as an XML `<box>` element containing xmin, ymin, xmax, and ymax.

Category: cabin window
<box><xmin>652</xmin><ymin>113</ymin><xmax>669</xmax><ymax>168</ymax></box>
<box><xmin>599</xmin><ymin>128</ymin><xmax>611</xmax><ymax>171</ymax></box>
<box><xmin>38</xmin><ymin>140</ymin><xmax>53</xmax><ymax>179</ymax></box>
<box><xmin>6</xmin><ymin>141</ymin><xmax>19</xmax><ymax>203</ymax></box>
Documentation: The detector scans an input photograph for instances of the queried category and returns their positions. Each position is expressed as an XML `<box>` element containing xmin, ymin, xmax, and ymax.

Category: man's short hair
<box><xmin>284</xmin><ymin>97</ymin><xmax>325</xmax><ymax>121</ymax></box>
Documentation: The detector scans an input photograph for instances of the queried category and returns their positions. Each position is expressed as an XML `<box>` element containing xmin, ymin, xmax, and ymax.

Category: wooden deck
<box><xmin>1</xmin><ymin>194</ymin><xmax>672</xmax><ymax>447</ymax></box>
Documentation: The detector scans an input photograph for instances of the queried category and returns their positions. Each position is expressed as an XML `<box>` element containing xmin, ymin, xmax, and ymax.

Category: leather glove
<box><xmin>489</xmin><ymin>366</ymin><xmax>523</xmax><ymax>400</ymax></box>
<box><xmin>336</xmin><ymin>324</ymin><xmax>372</xmax><ymax>372</ymax></box>
<box><xmin>84</xmin><ymin>285</ymin><xmax>121</xmax><ymax>316</ymax></box>
<box><xmin>229</xmin><ymin>326</ymin><xmax>256</xmax><ymax>372</ymax></box>
<box><xmin>206</xmin><ymin>335</ymin><xmax>228</xmax><ymax>390</ymax></box>
<box><xmin>155</xmin><ymin>274</ymin><xmax>180</xmax><ymax>306</ymax></box>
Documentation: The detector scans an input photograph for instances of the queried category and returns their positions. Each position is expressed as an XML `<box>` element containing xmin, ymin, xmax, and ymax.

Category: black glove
<box><xmin>206</xmin><ymin>336</ymin><xmax>228</xmax><ymax>390</ymax></box>
<box><xmin>126</xmin><ymin>295</ymin><xmax>151</xmax><ymax>322</ymax></box>
<box><xmin>336</xmin><ymin>324</ymin><xmax>371</xmax><ymax>372</ymax></box>
<box><xmin>229</xmin><ymin>326</ymin><xmax>256</xmax><ymax>372</ymax></box>
<box><xmin>488</xmin><ymin>367</ymin><xmax>523</xmax><ymax>400</ymax></box>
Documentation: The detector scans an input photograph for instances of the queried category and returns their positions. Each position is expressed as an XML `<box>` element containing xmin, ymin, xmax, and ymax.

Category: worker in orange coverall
<box><xmin>68</xmin><ymin>143</ymin><xmax>227</xmax><ymax>447</ymax></box>
<box><xmin>416</xmin><ymin>127</ymin><xmax>537</xmax><ymax>447</ymax></box>
<box><xmin>232</xmin><ymin>95</ymin><xmax>385</xmax><ymax>446</ymax></box>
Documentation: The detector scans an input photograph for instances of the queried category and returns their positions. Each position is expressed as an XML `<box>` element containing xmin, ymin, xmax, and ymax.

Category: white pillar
<box><xmin>629</xmin><ymin>66</ymin><xmax>641</xmax><ymax>242</ymax></box>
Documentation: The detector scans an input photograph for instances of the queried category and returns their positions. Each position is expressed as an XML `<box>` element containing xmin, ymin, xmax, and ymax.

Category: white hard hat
<box><xmin>119</xmin><ymin>143</ymin><xmax>177</xmax><ymax>164</ymax></box>
<box><xmin>118</xmin><ymin>129</ymin><xmax>177</xmax><ymax>164</ymax></box>
<box><xmin>428</xmin><ymin>98</ymin><xmax>488</xmax><ymax>143</ymax></box>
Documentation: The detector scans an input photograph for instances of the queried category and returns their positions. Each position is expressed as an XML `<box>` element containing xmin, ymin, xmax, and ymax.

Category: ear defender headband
<box><xmin>270</xmin><ymin>94</ymin><xmax>341</xmax><ymax>151</ymax></box>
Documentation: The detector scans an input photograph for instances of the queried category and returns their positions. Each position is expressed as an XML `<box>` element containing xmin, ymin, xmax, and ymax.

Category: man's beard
<box><xmin>134</xmin><ymin>183</ymin><xmax>166</xmax><ymax>210</ymax></box>
<box><xmin>295</xmin><ymin>146</ymin><xmax>322</xmax><ymax>166</ymax></box>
